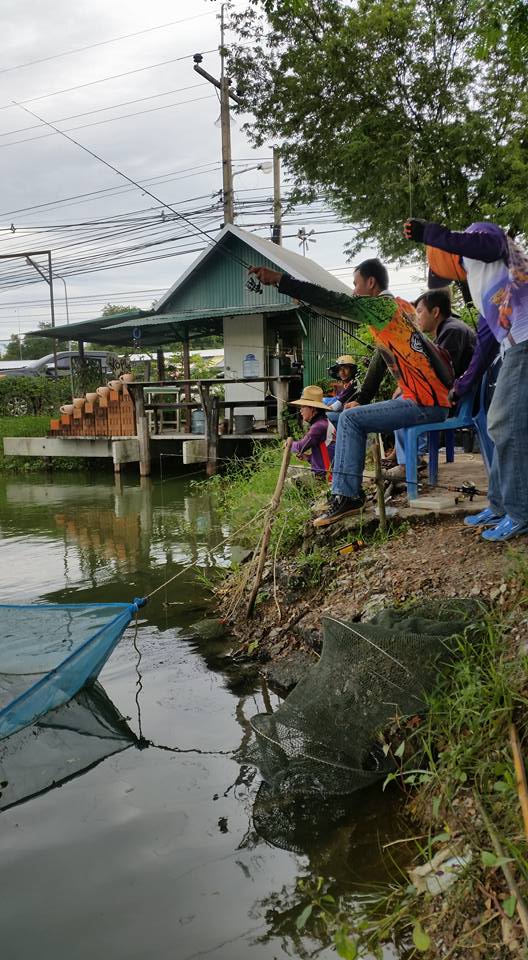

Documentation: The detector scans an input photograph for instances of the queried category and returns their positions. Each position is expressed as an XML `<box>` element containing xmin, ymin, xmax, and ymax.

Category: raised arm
<box><xmin>404</xmin><ymin>219</ymin><xmax>507</xmax><ymax>263</ymax></box>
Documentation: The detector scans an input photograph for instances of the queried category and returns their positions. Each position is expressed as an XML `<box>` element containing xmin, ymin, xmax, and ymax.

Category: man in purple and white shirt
<box><xmin>405</xmin><ymin>218</ymin><xmax>528</xmax><ymax>541</ymax></box>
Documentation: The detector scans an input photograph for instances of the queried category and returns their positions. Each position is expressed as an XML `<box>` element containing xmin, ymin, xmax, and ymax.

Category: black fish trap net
<box><xmin>247</xmin><ymin>599</ymin><xmax>481</xmax><ymax>799</ymax></box>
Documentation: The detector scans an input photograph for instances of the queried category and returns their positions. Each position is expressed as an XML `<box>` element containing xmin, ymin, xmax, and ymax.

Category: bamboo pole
<box><xmin>510</xmin><ymin>724</ymin><xmax>528</xmax><ymax>842</ymax></box>
<box><xmin>372</xmin><ymin>435</ymin><xmax>387</xmax><ymax>535</ymax></box>
<box><xmin>246</xmin><ymin>438</ymin><xmax>292</xmax><ymax>619</ymax></box>
<box><xmin>475</xmin><ymin>792</ymin><xmax>528</xmax><ymax>940</ymax></box>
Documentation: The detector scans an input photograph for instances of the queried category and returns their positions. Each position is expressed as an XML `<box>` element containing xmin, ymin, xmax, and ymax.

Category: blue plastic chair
<box><xmin>403</xmin><ymin>385</ymin><xmax>480</xmax><ymax>501</ymax></box>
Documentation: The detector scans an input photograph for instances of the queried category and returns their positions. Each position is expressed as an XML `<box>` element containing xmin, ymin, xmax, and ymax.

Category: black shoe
<box><xmin>312</xmin><ymin>493</ymin><xmax>365</xmax><ymax>527</ymax></box>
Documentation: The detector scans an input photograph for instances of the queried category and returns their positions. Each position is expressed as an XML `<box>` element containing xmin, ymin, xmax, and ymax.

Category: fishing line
<box><xmin>14</xmin><ymin>103</ymin><xmax>254</xmax><ymax>276</ymax></box>
<box><xmin>13</xmin><ymin>103</ymin><xmax>377</xmax><ymax>353</ymax></box>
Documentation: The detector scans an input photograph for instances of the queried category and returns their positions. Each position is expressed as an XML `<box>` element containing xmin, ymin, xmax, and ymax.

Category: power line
<box><xmin>0</xmin><ymin>13</ymin><xmax>215</xmax><ymax>75</ymax></box>
<box><xmin>0</xmin><ymin>159</ymin><xmax>273</xmax><ymax>221</ymax></box>
<box><xmin>0</xmin><ymin>165</ymin><xmax>223</xmax><ymax>220</ymax></box>
<box><xmin>0</xmin><ymin>94</ymin><xmax>216</xmax><ymax>150</ymax></box>
<box><xmin>0</xmin><ymin>48</ymin><xmax>218</xmax><ymax>113</ymax></box>
<box><xmin>0</xmin><ymin>83</ymin><xmax>207</xmax><ymax>139</ymax></box>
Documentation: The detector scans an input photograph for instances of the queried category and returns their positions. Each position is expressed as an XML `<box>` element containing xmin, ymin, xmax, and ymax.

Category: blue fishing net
<box><xmin>0</xmin><ymin>601</ymin><xmax>142</xmax><ymax>740</ymax></box>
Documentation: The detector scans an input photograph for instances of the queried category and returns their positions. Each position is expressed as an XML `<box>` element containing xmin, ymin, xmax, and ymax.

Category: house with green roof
<box><xmin>33</xmin><ymin>224</ymin><xmax>357</xmax><ymax>419</ymax></box>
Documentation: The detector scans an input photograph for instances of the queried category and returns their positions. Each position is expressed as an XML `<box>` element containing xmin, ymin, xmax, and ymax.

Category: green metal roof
<box><xmin>28</xmin><ymin>225</ymin><xmax>355</xmax><ymax>347</ymax></box>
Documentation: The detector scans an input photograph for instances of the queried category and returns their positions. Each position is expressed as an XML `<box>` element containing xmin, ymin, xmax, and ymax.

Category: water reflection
<box><xmin>0</xmin><ymin>682</ymin><xmax>138</xmax><ymax>811</ymax></box>
<box><xmin>0</xmin><ymin>473</ymin><xmax>232</xmax><ymax>613</ymax></box>
<box><xmin>0</xmin><ymin>472</ymin><xmax>409</xmax><ymax>960</ymax></box>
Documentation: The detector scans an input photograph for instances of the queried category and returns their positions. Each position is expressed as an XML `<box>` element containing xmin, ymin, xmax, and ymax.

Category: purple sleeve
<box><xmin>453</xmin><ymin>314</ymin><xmax>500</xmax><ymax>396</ymax></box>
<box><xmin>423</xmin><ymin>223</ymin><xmax>507</xmax><ymax>263</ymax></box>
<box><xmin>291</xmin><ymin>419</ymin><xmax>327</xmax><ymax>456</ymax></box>
<box><xmin>335</xmin><ymin>381</ymin><xmax>357</xmax><ymax>404</ymax></box>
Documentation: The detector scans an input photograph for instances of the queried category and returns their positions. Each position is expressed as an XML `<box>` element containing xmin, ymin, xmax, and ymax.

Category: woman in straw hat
<box><xmin>289</xmin><ymin>385</ymin><xmax>336</xmax><ymax>480</ymax></box>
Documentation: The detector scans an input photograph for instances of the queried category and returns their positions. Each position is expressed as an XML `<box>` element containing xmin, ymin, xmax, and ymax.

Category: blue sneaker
<box><xmin>481</xmin><ymin>515</ymin><xmax>528</xmax><ymax>542</ymax></box>
<box><xmin>464</xmin><ymin>507</ymin><xmax>503</xmax><ymax>527</ymax></box>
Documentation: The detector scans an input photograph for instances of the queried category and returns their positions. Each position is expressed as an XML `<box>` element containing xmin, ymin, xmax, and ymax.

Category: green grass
<box><xmin>0</xmin><ymin>415</ymin><xmax>89</xmax><ymax>472</ymax></box>
<box><xmin>310</xmin><ymin>562</ymin><xmax>528</xmax><ymax>958</ymax></box>
<box><xmin>204</xmin><ymin>442</ymin><xmax>318</xmax><ymax>555</ymax></box>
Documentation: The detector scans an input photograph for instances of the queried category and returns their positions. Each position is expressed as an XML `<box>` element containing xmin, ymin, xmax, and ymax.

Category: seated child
<box><xmin>324</xmin><ymin>355</ymin><xmax>358</xmax><ymax>425</ymax></box>
<box><xmin>289</xmin><ymin>385</ymin><xmax>336</xmax><ymax>479</ymax></box>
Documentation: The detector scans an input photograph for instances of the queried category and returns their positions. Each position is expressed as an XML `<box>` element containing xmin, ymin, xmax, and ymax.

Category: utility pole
<box><xmin>219</xmin><ymin>4</ymin><xmax>234</xmax><ymax>225</ymax></box>
<box><xmin>25</xmin><ymin>251</ymin><xmax>58</xmax><ymax>376</ymax></box>
<box><xmin>272</xmin><ymin>147</ymin><xmax>282</xmax><ymax>245</ymax></box>
<box><xmin>193</xmin><ymin>4</ymin><xmax>241</xmax><ymax>226</ymax></box>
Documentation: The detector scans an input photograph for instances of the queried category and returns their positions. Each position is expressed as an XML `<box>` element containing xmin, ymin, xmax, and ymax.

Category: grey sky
<box><xmin>0</xmin><ymin>0</ymin><xmax>424</xmax><ymax>346</ymax></box>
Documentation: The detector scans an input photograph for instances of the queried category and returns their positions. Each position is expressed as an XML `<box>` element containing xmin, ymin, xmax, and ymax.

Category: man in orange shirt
<box><xmin>248</xmin><ymin>264</ymin><xmax>453</xmax><ymax>525</ymax></box>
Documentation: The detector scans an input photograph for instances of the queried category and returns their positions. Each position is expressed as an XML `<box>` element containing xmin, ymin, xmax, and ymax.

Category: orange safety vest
<box><xmin>369</xmin><ymin>297</ymin><xmax>453</xmax><ymax>407</ymax></box>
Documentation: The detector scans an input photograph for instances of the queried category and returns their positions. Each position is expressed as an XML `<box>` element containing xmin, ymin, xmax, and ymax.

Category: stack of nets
<box><xmin>246</xmin><ymin>599</ymin><xmax>482</xmax><ymax>799</ymax></box>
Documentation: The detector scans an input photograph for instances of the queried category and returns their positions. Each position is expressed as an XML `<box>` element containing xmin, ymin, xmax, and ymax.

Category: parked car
<box><xmin>0</xmin><ymin>350</ymin><xmax>117</xmax><ymax>379</ymax></box>
<box><xmin>0</xmin><ymin>351</ymin><xmax>118</xmax><ymax>416</ymax></box>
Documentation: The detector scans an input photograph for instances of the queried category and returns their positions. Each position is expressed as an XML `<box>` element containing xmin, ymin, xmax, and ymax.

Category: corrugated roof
<box><xmin>29</xmin><ymin>224</ymin><xmax>354</xmax><ymax>345</ymax></box>
<box><xmin>155</xmin><ymin>224</ymin><xmax>353</xmax><ymax>310</ymax></box>
<box><xmin>107</xmin><ymin>303</ymin><xmax>294</xmax><ymax>330</ymax></box>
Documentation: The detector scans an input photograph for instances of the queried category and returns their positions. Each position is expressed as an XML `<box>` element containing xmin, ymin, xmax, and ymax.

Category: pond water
<box><xmin>0</xmin><ymin>470</ymin><xmax>410</xmax><ymax>960</ymax></box>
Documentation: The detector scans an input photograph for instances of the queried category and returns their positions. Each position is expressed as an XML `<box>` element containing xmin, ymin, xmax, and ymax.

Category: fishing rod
<box><xmin>14</xmin><ymin>102</ymin><xmax>256</xmax><ymax>278</ymax></box>
<box><xmin>14</xmin><ymin>102</ymin><xmax>377</xmax><ymax>353</ymax></box>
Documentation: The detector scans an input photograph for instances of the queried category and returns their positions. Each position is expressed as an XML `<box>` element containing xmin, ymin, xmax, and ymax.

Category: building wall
<box><xmin>223</xmin><ymin>314</ymin><xmax>266</xmax><ymax>421</ymax></box>
<box><xmin>302</xmin><ymin>308</ymin><xmax>353</xmax><ymax>386</ymax></box>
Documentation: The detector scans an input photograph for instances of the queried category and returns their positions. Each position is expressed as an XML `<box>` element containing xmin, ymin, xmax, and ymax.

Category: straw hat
<box><xmin>289</xmin><ymin>385</ymin><xmax>328</xmax><ymax>410</ymax></box>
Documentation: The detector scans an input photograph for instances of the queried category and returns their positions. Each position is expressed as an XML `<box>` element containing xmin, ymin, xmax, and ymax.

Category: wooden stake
<box><xmin>475</xmin><ymin>792</ymin><xmax>528</xmax><ymax>940</ymax></box>
<box><xmin>510</xmin><ymin>724</ymin><xmax>528</xmax><ymax>842</ymax></box>
<box><xmin>372</xmin><ymin>435</ymin><xmax>387</xmax><ymax>535</ymax></box>
<box><xmin>246</xmin><ymin>438</ymin><xmax>292</xmax><ymax>619</ymax></box>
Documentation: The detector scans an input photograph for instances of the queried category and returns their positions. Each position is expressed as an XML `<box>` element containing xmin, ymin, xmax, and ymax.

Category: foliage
<box><xmin>0</xmin><ymin>376</ymin><xmax>72</xmax><ymax>416</ymax></box>
<box><xmin>87</xmin><ymin>303</ymin><xmax>142</xmax><ymax>353</ymax></box>
<box><xmin>222</xmin><ymin>0</ymin><xmax>528</xmax><ymax>258</ymax></box>
<box><xmin>2</xmin><ymin>323</ymin><xmax>69</xmax><ymax>360</ymax></box>
<box><xmin>101</xmin><ymin>303</ymin><xmax>140</xmax><ymax>317</ymax></box>
<box><xmin>206</xmin><ymin>442</ymin><xmax>316</xmax><ymax>554</ymax></box>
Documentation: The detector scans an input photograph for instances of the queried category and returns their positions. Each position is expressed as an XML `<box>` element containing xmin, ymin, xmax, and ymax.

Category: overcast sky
<box><xmin>0</xmin><ymin>0</ymin><xmax>425</xmax><ymax>347</ymax></box>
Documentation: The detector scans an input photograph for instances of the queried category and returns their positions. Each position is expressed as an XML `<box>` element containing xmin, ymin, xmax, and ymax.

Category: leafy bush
<box><xmin>0</xmin><ymin>377</ymin><xmax>72</xmax><ymax>417</ymax></box>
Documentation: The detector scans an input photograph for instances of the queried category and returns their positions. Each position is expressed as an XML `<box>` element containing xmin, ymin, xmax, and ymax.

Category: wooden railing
<box><xmin>128</xmin><ymin>376</ymin><xmax>300</xmax><ymax>476</ymax></box>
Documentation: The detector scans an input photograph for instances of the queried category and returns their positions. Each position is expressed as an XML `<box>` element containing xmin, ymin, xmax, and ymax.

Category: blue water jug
<box><xmin>242</xmin><ymin>353</ymin><xmax>259</xmax><ymax>378</ymax></box>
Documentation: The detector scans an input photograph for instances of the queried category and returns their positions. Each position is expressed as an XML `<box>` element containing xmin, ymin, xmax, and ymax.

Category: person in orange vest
<box><xmin>248</xmin><ymin>264</ymin><xmax>454</xmax><ymax>525</ymax></box>
<box><xmin>289</xmin><ymin>385</ymin><xmax>335</xmax><ymax>480</ymax></box>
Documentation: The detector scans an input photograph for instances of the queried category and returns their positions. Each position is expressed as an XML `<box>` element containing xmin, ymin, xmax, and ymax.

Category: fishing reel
<box><xmin>246</xmin><ymin>275</ymin><xmax>263</xmax><ymax>295</ymax></box>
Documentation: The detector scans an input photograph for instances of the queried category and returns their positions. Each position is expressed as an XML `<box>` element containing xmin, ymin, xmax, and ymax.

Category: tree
<box><xmin>222</xmin><ymin>0</ymin><xmax>528</xmax><ymax>258</ymax></box>
<box><xmin>101</xmin><ymin>303</ymin><xmax>140</xmax><ymax>317</ymax></box>
<box><xmin>2</xmin><ymin>323</ymin><xmax>69</xmax><ymax>360</ymax></box>
<box><xmin>88</xmin><ymin>303</ymin><xmax>141</xmax><ymax>352</ymax></box>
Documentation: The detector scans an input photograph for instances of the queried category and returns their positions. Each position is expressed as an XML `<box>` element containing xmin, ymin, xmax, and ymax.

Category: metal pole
<box><xmin>57</xmin><ymin>275</ymin><xmax>70</xmax><ymax>324</ymax></box>
<box><xmin>220</xmin><ymin>4</ymin><xmax>234</xmax><ymax>225</ymax></box>
<box><xmin>47</xmin><ymin>252</ymin><xmax>58</xmax><ymax>378</ymax></box>
<box><xmin>56</xmin><ymin>273</ymin><xmax>71</xmax><ymax>354</ymax></box>
<box><xmin>272</xmin><ymin>147</ymin><xmax>282</xmax><ymax>245</ymax></box>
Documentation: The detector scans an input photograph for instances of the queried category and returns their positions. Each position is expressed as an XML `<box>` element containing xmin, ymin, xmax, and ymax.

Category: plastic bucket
<box><xmin>191</xmin><ymin>410</ymin><xmax>206</xmax><ymax>435</ymax></box>
<box><xmin>234</xmin><ymin>414</ymin><xmax>254</xmax><ymax>435</ymax></box>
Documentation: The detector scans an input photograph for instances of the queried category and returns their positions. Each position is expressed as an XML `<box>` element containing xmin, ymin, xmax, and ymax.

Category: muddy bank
<box><xmin>215</xmin><ymin>514</ymin><xmax>525</xmax><ymax>677</ymax></box>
